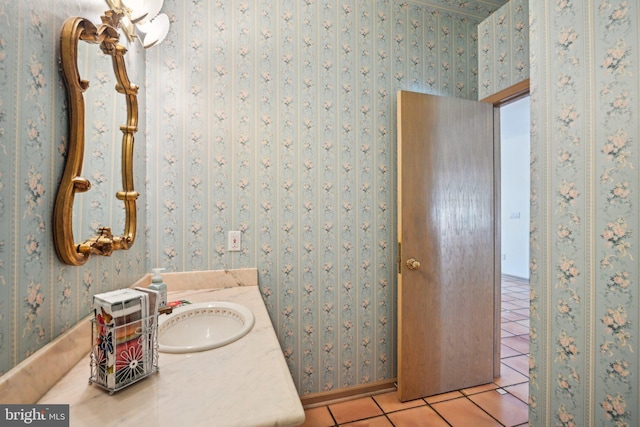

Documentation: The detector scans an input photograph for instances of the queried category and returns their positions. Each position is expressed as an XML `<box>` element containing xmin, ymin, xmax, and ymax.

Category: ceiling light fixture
<box><xmin>105</xmin><ymin>0</ymin><xmax>170</xmax><ymax>48</ymax></box>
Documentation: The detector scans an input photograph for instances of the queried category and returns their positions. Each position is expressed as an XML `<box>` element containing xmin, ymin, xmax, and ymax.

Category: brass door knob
<box><xmin>406</xmin><ymin>258</ymin><xmax>421</xmax><ymax>270</ymax></box>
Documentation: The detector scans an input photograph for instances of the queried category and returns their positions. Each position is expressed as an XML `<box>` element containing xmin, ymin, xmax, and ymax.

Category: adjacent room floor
<box><xmin>301</xmin><ymin>276</ymin><xmax>530</xmax><ymax>427</ymax></box>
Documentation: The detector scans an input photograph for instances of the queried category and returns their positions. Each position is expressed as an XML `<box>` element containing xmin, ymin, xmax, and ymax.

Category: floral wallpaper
<box><xmin>8</xmin><ymin>0</ymin><xmax>639</xmax><ymax>422</ymax></box>
<box><xmin>145</xmin><ymin>0</ymin><xmax>504</xmax><ymax>394</ymax></box>
<box><xmin>478</xmin><ymin>0</ymin><xmax>640</xmax><ymax>423</ymax></box>
<box><xmin>477</xmin><ymin>0</ymin><xmax>528</xmax><ymax>100</ymax></box>
<box><xmin>0</xmin><ymin>0</ymin><xmax>147</xmax><ymax>375</ymax></box>
<box><xmin>528</xmin><ymin>0</ymin><xmax>639</xmax><ymax>425</ymax></box>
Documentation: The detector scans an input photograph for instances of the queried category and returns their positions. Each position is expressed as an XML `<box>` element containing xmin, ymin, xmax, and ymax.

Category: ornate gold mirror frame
<box><xmin>54</xmin><ymin>11</ymin><xmax>139</xmax><ymax>266</ymax></box>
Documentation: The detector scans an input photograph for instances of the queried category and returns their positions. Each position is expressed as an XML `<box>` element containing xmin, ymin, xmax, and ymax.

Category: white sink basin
<box><xmin>158</xmin><ymin>301</ymin><xmax>255</xmax><ymax>353</ymax></box>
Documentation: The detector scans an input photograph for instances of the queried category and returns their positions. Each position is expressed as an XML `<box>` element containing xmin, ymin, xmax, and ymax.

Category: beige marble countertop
<box><xmin>38</xmin><ymin>270</ymin><xmax>305</xmax><ymax>427</ymax></box>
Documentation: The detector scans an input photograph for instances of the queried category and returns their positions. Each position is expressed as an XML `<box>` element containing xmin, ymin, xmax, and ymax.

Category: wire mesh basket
<box><xmin>89</xmin><ymin>313</ymin><xmax>159</xmax><ymax>394</ymax></box>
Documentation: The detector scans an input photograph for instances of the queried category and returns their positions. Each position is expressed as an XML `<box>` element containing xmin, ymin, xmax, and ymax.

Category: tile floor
<box><xmin>301</xmin><ymin>276</ymin><xmax>530</xmax><ymax>427</ymax></box>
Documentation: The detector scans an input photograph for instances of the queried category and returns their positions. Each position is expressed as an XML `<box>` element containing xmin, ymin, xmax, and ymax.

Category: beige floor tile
<box><xmin>511</xmin><ymin>307</ymin><xmax>530</xmax><ymax>317</ymax></box>
<box><xmin>372</xmin><ymin>391</ymin><xmax>426</xmax><ymax>413</ymax></box>
<box><xmin>494</xmin><ymin>364</ymin><xmax>529</xmax><ymax>387</ymax></box>
<box><xmin>430</xmin><ymin>397</ymin><xmax>501</xmax><ymax>427</ymax></box>
<box><xmin>501</xmin><ymin>301</ymin><xmax>521</xmax><ymax>311</ymax></box>
<box><xmin>501</xmin><ymin>311</ymin><xmax>528</xmax><ymax>322</ymax></box>
<box><xmin>468</xmin><ymin>389</ymin><xmax>529</xmax><ymax>426</ymax></box>
<box><xmin>424</xmin><ymin>390</ymin><xmax>464</xmax><ymax>404</ymax></box>
<box><xmin>501</xmin><ymin>329</ymin><xmax>515</xmax><ymax>338</ymax></box>
<box><xmin>510</xmin><ymin>299</ymin><xmax>531</xmax><ymax>308</ymax></box>
<box><xmin>328</xmin><ymin>397</ymin><xmax>383</xmax><ymax>425</ymax></box>
<box><xmin>505</xmin><ymin>382</ymin><xmax>529</xmax><ymax>404</ymax></box>
<box><xmin>501</xmin><ymin>321</ymin><xmax>529</xmax><ymax>336</ymax></box>
<box><xmin>501</xmin><ymin>335</ymin><xmax>530</xmax><ymax>354</ymax></box>
<box><xmin>512</xmin><ymin>290</ymin><xmax>530</xmax><ymax>299</ymax></box>
<box><xmin>341</xmin><ymin>415</ymin><xmax>393</xmax><ymax>427</ymax></box>
<box><xmin>301</xmin><ymin>406</ymin><xmax>336</xmax><ymax>427</ymax></box>
<box><xmin>502</xmin><ymin>354</ymin><xmax>530</xmax><ymax>377</ymax></box>
<box><xmin>387</xmin><ymin>405</ymin><xmax>449</xmax><ymax>427</ymax></box>
<box><xmin>461</xmin><ymin>382</ymin><xmax>498</xmax><ymax>395</ymax></box>
<box><xmin>500</xmin><ymin>343</ymin><xmax>521</xmax><ymax>358</ymax></box>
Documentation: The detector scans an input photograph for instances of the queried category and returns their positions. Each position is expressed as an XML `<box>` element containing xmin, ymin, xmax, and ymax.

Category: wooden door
<box><xmin>397</xmin><ymin>90</ymin><xmax>497</xmax><ymax>401</ymax></box>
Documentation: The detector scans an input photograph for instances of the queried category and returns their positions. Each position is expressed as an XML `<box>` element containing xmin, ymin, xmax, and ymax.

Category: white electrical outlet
<box><xmin>228</xmin><ymin>231</ymin><xmax>241</xmax><ymax>252</ymax></box>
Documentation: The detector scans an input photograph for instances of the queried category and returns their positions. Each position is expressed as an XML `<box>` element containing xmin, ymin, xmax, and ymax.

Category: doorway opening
<box><xmin>498</xmin><ymin>94</ymin><xmax>531</xmax><ymax>418</ymax></box>
<box><xmin>500</xmin><ymin>95</ymin><xmax>530</xmax><ymax>281</ymax></box>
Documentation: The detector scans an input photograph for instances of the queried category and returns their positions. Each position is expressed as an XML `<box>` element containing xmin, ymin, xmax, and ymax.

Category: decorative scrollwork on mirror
<box><xmin>54</xmin><ymin>11</ymin><xmax>139</xmax><ymax>266</ymax></box>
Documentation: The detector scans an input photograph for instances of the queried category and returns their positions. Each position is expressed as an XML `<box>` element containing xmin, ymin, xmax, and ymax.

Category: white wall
<box><xmin>500</xmin><ymin>96</ymin><xmax>530</xmax><ymax>279</ymax></box>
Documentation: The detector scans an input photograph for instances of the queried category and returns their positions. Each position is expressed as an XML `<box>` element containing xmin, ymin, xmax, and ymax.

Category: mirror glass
<box><xmin>73</xmin><ymin>42</ymin><xmax>127</xmax><ymax>242</ymax></box>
